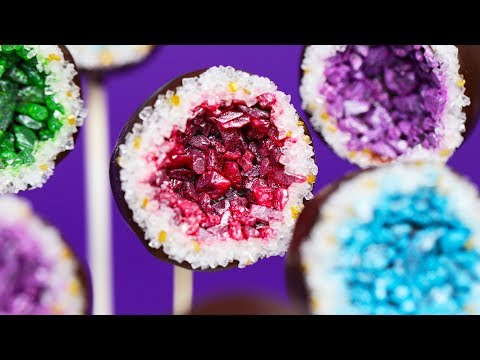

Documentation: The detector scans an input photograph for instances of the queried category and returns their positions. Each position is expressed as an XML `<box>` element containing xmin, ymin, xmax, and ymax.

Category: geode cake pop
<box><xmin>287</xmin><ymin>162</ymin><xmax>480</xmax><ymax>315</ymax></box>
<box><xmin>111</xmin><ymin>66</ymin><xmax>317</xmax><ymax>270</ymax></box>
<box><xmin>0</xmin><ymin>45</ymin><xmax>85</xmax><ymax>194</ymax></box>
<box><xmin>0</xmin><ymin>195</ymin><xmax>90</xmax><ymax>315</ymax></box>
<box><xmin>66</xmin><ymin>45</ymin><xmax>154</xmax><ymax>71</ymax></box>
<box><xmin>300</xmin><ymin>45</ymin><xmax>476</xmax><ymax>168</ymax></box>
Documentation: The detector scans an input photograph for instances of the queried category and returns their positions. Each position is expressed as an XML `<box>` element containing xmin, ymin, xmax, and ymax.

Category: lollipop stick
<box><xmin>173</xmin><ymin>267</ymin><xmax>193</xmax><ymax>314</ymax></box>
<box><xmin>85</xmin><ymin>75</ymin><xmax>113</xmax><ymax>315</ymax></box>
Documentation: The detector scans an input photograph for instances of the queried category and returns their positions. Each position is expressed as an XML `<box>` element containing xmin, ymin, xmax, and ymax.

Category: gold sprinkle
<box><xmin>158</xmin><ymin>230</ymin><xmax>167</xmax><ymax>244</ymax></box>
<box><xmin>414</xmin><ymin>160</ymin><xmax>425</xmax><ymax>167</ymax></box>
<box><xmin>133</xmin><ymin>137</ymin><xmax>142</xmax><ymax>149</ymax></box>
<box><xmin>246</xmin><ymin>260</ymin><xmax>252</xmax><ymax>266</ymax></box>
<box><xmin>171</xmin><ymin>94</ymin><xmax>180</xmax><ymax>106</ymax></box>
<box><xmin>39</xmin><ymin>164</ymin><xmax>48</xmax><ymax>172</ymax></box>
<box><xmin>307</xmin><ymin>103</ymin><xmax>317</xmax><ymax>112</ymax></box>
<box><xmin>310</xmin><ymin>297</ymin><xmax>320</xmax><ymax>311</ymax></box>
<box><xmin>68</xmin><ymin>116</ymin><xmax>75</xmax><ymax>126</ymax></box>
<box><xmin>229</xmin><ymin>82</ymin><xmax>239</xmax><ymax>92</ymax></box>
<box><xmin>303</xmin><ymin>135</ymin><xmax>312</xmax><ymax>144</ymax></box>
<box><xmin>69</xmin><ymin>281</ymin><xmax>81</xmax><ymax>296</ymax></box>
<box><xmin>116</xmin><ymin>156</ymin><xmax>122</xmax><ymax>165</ymax></box>
<box><xmin>48</xmin><ymin>53</ymin><xmax>61</xmax><ymax>61</ymax></box>
<box><xmin>286</xmin><ymin>131</ymin><xmax>292</xmax><ymax>138</ymax></box>
<box><xmin>327</xmin><ymin>235</ymin><xmax>337</xmax><ymax>246</ymax></box>
<box><xmin>348</xmin><ymin>151</ymin><xmax>357</xmax><ymax>159</ymax></box>
<box><xmin>439</xmin><ymin>149</ymin><xmax>452</xmax><ymax>158</ymax></box>
<box><xmin>61</xmin><ymin>248</ymin><xmax>73</xmax><ymax>259</ymax></box>
<box><xmin>457</xmin><ymin>79</ymin><xmax>466</xmax><ymax>87</ymax></box>
<box><xmin>66</xmin><ymin>91</ymin><xmax>72</xmax><ymax>98</ymax></box>
<box><xmin>193</xmin><ymin>241</ymin><xmax>201</xmax><ymax>253</ymax></box>
<box><xmin>363</xmin><ymin>148</ymin><xmax>372</xmax><ymax>156</ymax></box>
<box><xmin>242</xmin><ymin>88</ymin><xmax>251</xmax><ymax>95</ymax></box>
<box><xmin>307</xmin><ymin>174</ymin><xmax>316</xmax><ymax>184</ymax></box>
<box><xmin>364</xmin><ymin>179</ymin><xmax>378</xmax><ymax>189</ymax></box>
<box><xmin>100</xmin><ymin>51</ymin><xmax>114</xmax><ymax>66</ymax></box>
<box><xmin>52</xmin><ymin>304</ymin><xmax>64</xmax><ymax>315</ymax></box>
<box><xmin>465</xmin><ymin>239</ymin><xmax>475</xmax><ymax>250</ymax></box>
<box><xmin>320</xmin><ymin>111</ymin><xmax>329</xmax><ymax>121</ymax></box>
<box><xmin>297</xmin><ymin>121</ymin><xmax>304</xmax><ymax>127</ymax></box>
<box><xmin>303</xmin><ymin>69</ymin><xmax>311</xmax><ymax>74</ymax></box>
<box><xmin>327</xmin><ymin>124</ymin><xmax>337</xmax><ymax>133</ymax></box>
<box><xmin>291</xmin><ymin>206</ymin><xmax>301</xmax><ymax>220</ymax></box>
<box><xmin>301</xmin><ymin>263</ymin><xmax>310</xmax><ymax>273</ymax></box>
<box><xmin>141</xmin><ymin>198</ymin><xmax>149</xmax><ymax>209</ymax></box>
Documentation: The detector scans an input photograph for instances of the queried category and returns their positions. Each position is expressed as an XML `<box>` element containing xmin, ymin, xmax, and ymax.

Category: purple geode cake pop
<box><xmin>301</xmin><ymin>45</ymin><xmax>472</xmax><ymax>168</ymax></box>
<box><xmin>0</xmin><ymin>195</ymin><xmax>90</xmax><ymax>315</ymax></box>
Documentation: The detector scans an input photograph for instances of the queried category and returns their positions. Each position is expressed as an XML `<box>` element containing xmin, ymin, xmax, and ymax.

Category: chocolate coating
<box><xmin>189</xmin><ymin>293</ymin><xmax>301</xmax><ymax>315</ymax></box>
<box><xmin>110</xmin><ymin>69</ymin><xmax>316</xmax><ymax>271</ymax></box>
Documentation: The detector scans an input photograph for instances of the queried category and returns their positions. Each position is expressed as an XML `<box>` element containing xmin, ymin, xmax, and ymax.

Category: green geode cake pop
<box><xmin>0</xmin><ymin>45</ymin><xmax>85</xmax><ymax>194</ymax></box>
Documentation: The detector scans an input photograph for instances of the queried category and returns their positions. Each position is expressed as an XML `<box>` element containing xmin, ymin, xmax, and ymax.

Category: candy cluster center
<box><xmin>321</xmin><ymin>45</ymin><xmax>447</xmax><ymax>159</ymax></box>
<box><xmin>337</xmin><ymin>187</ymin><xmax>480</xmax><ymax>314</ymax></box>
<box><xmin>0</xmin><ymin>226</ymin><xmax>52</xmax><ymax>314</ymax></box>
<box><xmin>147</xmin><ymin>94</ymin><xmax>304</xmax><ymax>241</ymax></box>
<box><xmin>0</xmin><ymin>45</ymin><xmax>64</xmax><ymax>169</ymax></box>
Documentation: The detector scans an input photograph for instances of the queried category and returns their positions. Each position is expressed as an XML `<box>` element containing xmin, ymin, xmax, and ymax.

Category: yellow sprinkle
<box><xmin>291</xmin><ymin>206</ymin><xmax>301</xmax><ymax>220</ymax></box>
<box><xmin>66</xmin><ymin>91</ymin><xmax>72</xmax><ymax>98</ymax></box>
<box><xmin>100</xmin><ymin>51</ymin><xmax>114</xmax><ymax>66</ymax></box>
<box><xmin>68</xmin><ymin>116</ymin><xmax>75</xmax><ymax>126</ymax></box>
<box><xmin>297</xmin><ymin>121</ymin><xmax>304</xmax><ymax>127</ymax></box>
<box><xmin>52</xmin><ymin>304</ymin><xmax>64</xmax><ymax>315</ymax></box>
<box><xmin>141</xmin><ymin>198</ymin><xmax>149</xmax><ymax>209</ymax></box>
<box><xmin>327</xmin><ymin>235</ymin><xmax>337</xmax><ymax>246</ymax></box>
<box><xmin>307</xmin><ymin>174</ymin><xmax>316</xmax><ymax>184</ymax></box>
<box><xmin>310</xmin><ymin>297</ymin><xmax>320</xmax><ymax>311</ymax></box>
<box><xmin>69</xmin><ymin>281</ymin><xmax>81</xmax><ymax>296</ymax></box>
<box><xmin>286</xmin><ymin>131</ymin><xmax>292</xmax><ymax>138</ymax></box>
<box><xmin>116</xmin><ymin>156</ymin><xmax>122</xmax><ymax>166</ymax></box>
<box><xmin>303</xmin><ymin>69</ymin><xmax>311</xmax><ymax>74</ymax></box>
<box><xmin>158</xmin><ymin>230</ymin><xmax>167</xmax><ymax>244</ymax></box>
<box><xmin>457</xmin><ymin>79</ymin><xmax>466</xmax><ymax>87</ymax></box>
<box><xmin>193</xmin><ymin>241</ymin><xmax>201</xmax><ymax>253</ymax></box>
<box><xmin>48</xmin><ymin>53</ymin><xmax>61</xmax><ymax>61</ymax></box>
<box><xmin>229</xmin><ymin>82</ymin><xmax>239</xmax><ymax>92</ymax></box>
<box><xmin>246</xmin><ymin>260</ymin><xmax>252</xmax><ymax>266</ymax></box>
<box><xmin>242</xmin><ymin>88</ymin><xmax>251</xmax><ymax>95</ymax></box>
<box><xmin>307</xmin><ymin>103</ymin><xmax>317</xmax><ymax>112</ymax></box>
<box><xmin>61</xmin><ymin>248</ymin><xmax>73</xmax><ymax>259</ymax></box>
<box><xmin>171</xmin><ymin>94</ymin><xmax>180</xmax><ymax>106</ymax></box>
<box><xmin>363</xmin><ymin>148</ymin><xmax>372</xmax><ymax>156</ymax></box>
<box><xmin>439</xmin><ymin>149</ymin><xmax>452</xmax><ymax>158</ymax></box>
<box><xmin>364</xmin><ymin>179</ymin><xmax>378</xmax><ymax>189</ymax></box>
<box><xmin>464</xmin><ymin>304</ymin><xmax>475</xmax><ymax>314</ymax></box>
<box><xmin>303</xmin><ymin>135</ymin><xmax>312</xmax><ymax>144</ymax></box>
<box><xmin>348</xmin><ymin>151</ymin><xmax>357</xmax><ymax>159</ymax></box>
<box><xmin>414</xmin><ymin>160</ymin><xmax>425</xmax><ymax>167</ymax></box>
<box><xmin>301</xmin><ymin>263</ymin><xmax>310</xmax><ymax>273</ymax></box>
<box><xmin>465</xmin><ymin>239</ymin><xmax>475</xmax><ymax>250</ymax></box>
<box><xmin>133</xmin><ymin>137</ymin><xmax>142</xmax><ymax>149</ymax></box>
<box><xmin>327</xmin><ymin>124</ymin><xmax>337</xmax><ymax>133</ymax></box>
<box><xmin>39</xmin><ymin>164</ymin><xmax>48</xmax><ymax>172</ymax></box>
<box><xmin>321</xmin><ymin>111</ymin><xmax>329</xmax><ymax>121</ymax></box>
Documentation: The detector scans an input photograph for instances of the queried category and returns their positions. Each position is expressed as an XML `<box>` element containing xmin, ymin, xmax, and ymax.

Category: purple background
<box><xmin>21</xmin><ymin>45</ymin><xmax>480</xmax><ymax>314</ymax></box>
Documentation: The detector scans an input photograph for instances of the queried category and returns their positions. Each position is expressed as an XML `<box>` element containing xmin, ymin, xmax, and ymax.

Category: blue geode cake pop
<box><xmin>287</xmin><ymin>162</ymin><xmax>480</xmax><ymax>315</ymax></box>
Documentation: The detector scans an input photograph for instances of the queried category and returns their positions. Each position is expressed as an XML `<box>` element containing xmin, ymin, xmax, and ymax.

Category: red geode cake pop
<box><xmin>111</xmin><ymin>66</ymin><xmax>317</xmax><ymax>270</ymax></box>
<box><xmin>300</xmin><ymin>45</ymin><xmax>479</xmax><ymax>168</ymax></box>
